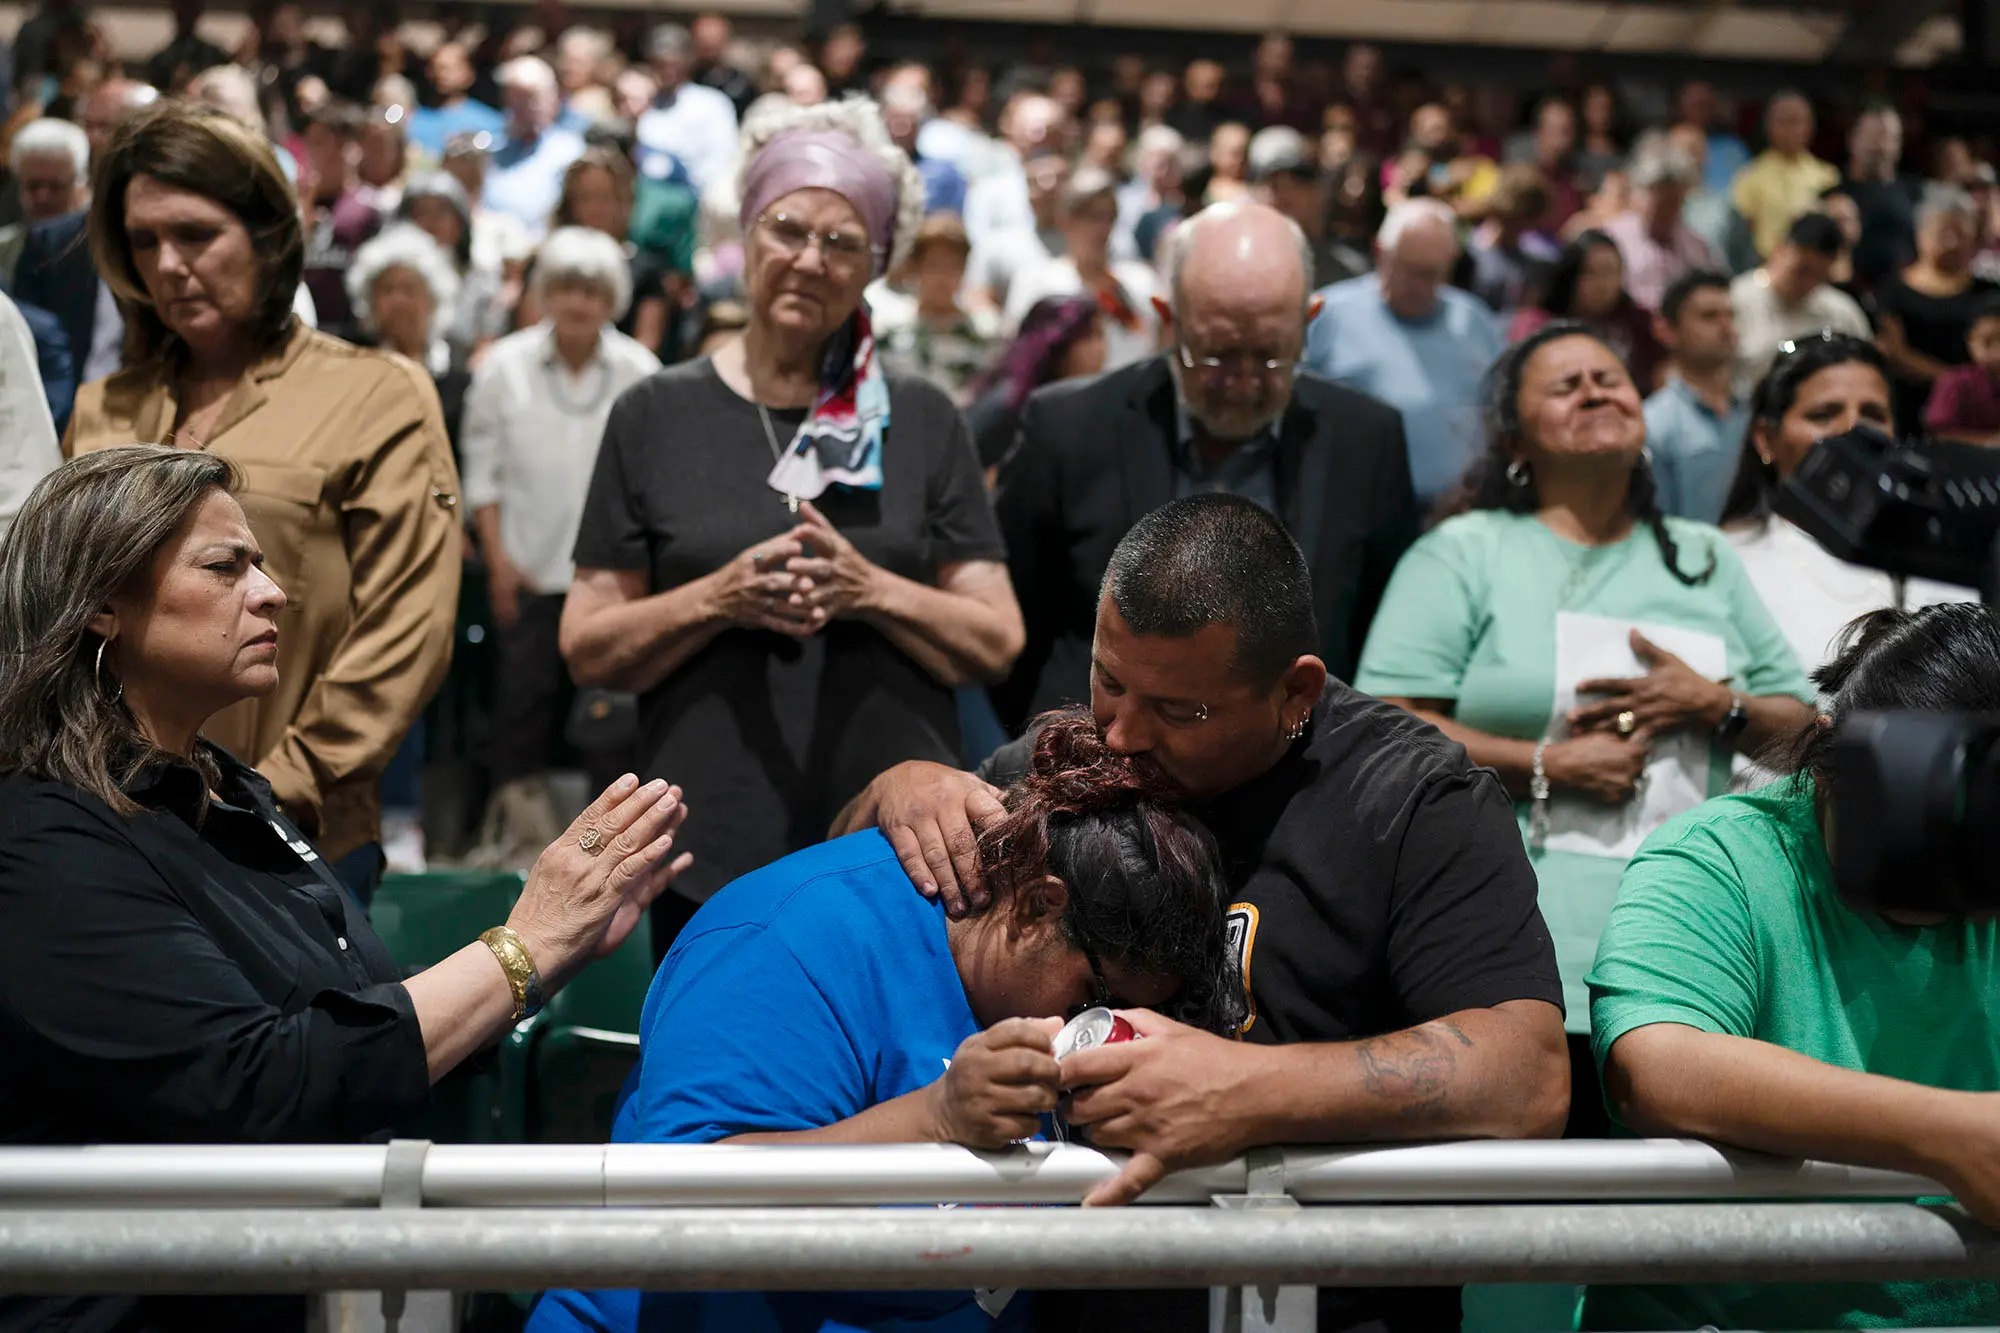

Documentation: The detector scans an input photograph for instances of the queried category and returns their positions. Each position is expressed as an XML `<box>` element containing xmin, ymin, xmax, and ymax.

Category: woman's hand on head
<box><xmin>782</xmin><ymin>500</ymin><xmax>883</xmax><ymax>622</ymax></box>
<box><xmin>710</xmin><ymin>526</ymin><xmax>825</xmax><ymax>637</ymax></box>
<box><xmin>506</xmin><ymin>774</ymin><xmax>693</xmax><ymax>986</ymax></box>
<box><xmin>924</xmin><ymin>1017</ymin><xmax>1064</xmax><ymax>1149</ymax></box>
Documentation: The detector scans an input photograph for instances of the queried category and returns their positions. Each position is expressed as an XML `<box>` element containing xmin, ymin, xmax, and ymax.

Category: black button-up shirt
<box><xmin>0</xmin><ymin>746</ymin><xmax>431</xmax><ymax>1331</ymax></box>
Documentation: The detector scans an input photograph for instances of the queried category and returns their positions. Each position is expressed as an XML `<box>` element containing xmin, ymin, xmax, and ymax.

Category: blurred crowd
<box><xmin>0</xmin><ymin>0</ymin><xmax>1996</xmax><ymax>881</ymax></box>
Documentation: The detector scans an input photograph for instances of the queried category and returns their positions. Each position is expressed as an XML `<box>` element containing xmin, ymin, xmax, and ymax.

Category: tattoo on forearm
<box><xmin>1356</xmin><ymin>1023</ymin><xmax>1474</xmax><ymax>1118</ymax></box>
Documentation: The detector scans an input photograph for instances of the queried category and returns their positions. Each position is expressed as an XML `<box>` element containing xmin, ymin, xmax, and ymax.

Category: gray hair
<box><xmin>648</xmin><ymin>23</ymin><xmax>692</xmax><ymax>62</ymax></box>
<box><xmin>1918</xmin><ymin>184</ymin><xmax>1978</xmax><ymax>229</ymax></box>
<box><xmin>737</xmin><ymin>96</ymin><xmax>927</xmax><ymax>275</ymax></box>
<box><xmin>530</xmin><ymin>225</ymin><xmax>633</xmax><ymax>320</ymax></box>
<box><xmin>11</xmin><ymin>116</ymin><xmax>88</xmax><ymax>181</ymax></box>
<box><xmin>496</xmin><ymin>56</ymin><xmax>559</xmax><ymax>99</ymax></box>
<box><xmin>1630</xmin><ymin>147</ymin><xmax>1699</xmax><ymax>190</ymax></box>
<box><xmin>0</xmin><ymin>446</ymin><xmax>237</xmax><ymax>816</ymax></box>
<box><xmin>1159</xmin><ymin>201</ymin><xmax>1316</xmax><ymax>312</ymax></box>
<box><xmin>1377</xmin><ymin>197</ymin><xmax>1460</xmax><ymax>252</ymax></box>
<box><xmin>346</xmin><ymin>224</ymin><xmax>461</xmax><ymax>341</ymax></box>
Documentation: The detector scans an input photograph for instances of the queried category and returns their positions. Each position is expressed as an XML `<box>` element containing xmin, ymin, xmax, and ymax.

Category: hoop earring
<box><xmin>94</xmin><ymin>637</ymin><xmax>122</xmax><ymax>703</ymax></box>
<box><xmin>1506</xmin><ymin>459</ymin><xmax>1530</xmax><ymax>487</ymax></box>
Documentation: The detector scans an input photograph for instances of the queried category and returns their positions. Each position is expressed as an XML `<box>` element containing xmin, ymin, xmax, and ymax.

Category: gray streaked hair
<box><xmin>530</xmin><ymin>225</ymin><xmax>633</xmax><ymax>320</ymax></box>
<box><xmin>0</xmin><ymin>446</ymin><xmax>237</xmax><ymax>815</ymax></box>
<box><xmin>1159</xmin><ymin>200</ymin><xmax>1316</xmax><ymax>312</ymax></box>
<box><xmin>346</xmin><ymin>223</ymin><xmax>461</xmax><ymax>341</ymax></box>
<box><xmin>11</xmin><ymin>116</ymin><xmax>88</xmax><ymax>181</ymax></box>
<box><xmin>1918</xmin><ymin>183</ymin><xmax>1978</xmax><ymax>229</ymax></box>
<box><xmin>737</xmin><ymin>96</ymin><xmax>927</xmax><ymax>275</ymax></box>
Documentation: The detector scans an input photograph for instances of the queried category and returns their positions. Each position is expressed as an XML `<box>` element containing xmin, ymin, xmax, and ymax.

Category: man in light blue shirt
<box><xmin>1304</xmin><ymin>198</ymin><xmax>1503</xmax><ymax>509</ymax></box>
<box><xmin>483</xmin><ymin>56</ymin><xmax>585</xmax><ymax>240</ymax></box>
<box><xmin>1644</xmin><ymin>270</ymin><xmax>1750</xmax><ymax>523</ymax></box>
<box><xmin>406</xmin><ymin>41</ymin><xmax>504</xmax><ymax>161</ymax></box>
<box><xmin>635</xmin><ymin>24</ymin><xmax>739</xmax><ymax>202</ymax></box>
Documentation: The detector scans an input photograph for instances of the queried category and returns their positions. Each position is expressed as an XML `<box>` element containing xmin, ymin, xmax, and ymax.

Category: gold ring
<box><xmin>1616</xmin><ymin>710</ymin><xmax>1638</xmax><ymax>737</ymax></box>
<box><xmin>578</xmin><ymin>827</ymin><xmax>605</xmax><ymax>855</ymax></box>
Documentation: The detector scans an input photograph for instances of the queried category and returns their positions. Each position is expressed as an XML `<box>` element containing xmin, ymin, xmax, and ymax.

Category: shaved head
<box><xmin>1159</xmin><ymin>202</ymin><xmax>1318</xmax><ymax>443</ymax></box>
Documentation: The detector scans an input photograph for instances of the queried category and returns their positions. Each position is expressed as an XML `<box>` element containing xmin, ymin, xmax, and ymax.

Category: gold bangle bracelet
<box><xmin>479</xmin><ymin>925</ymin><xmax>545</xmax><ymax>1021</ymax></box>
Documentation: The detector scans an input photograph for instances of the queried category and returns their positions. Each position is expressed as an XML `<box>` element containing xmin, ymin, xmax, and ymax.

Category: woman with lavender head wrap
<box><xmin>562</xmin><ymin>98</ymin><xmax>1025</xmax><ymax>956</ymax></box>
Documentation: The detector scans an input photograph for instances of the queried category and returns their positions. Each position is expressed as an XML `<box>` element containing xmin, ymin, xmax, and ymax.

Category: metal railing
<box><xmin>0</xmin><ymin>1138</ymin><xmax>1948</xmax><ymax>1208</ymax></box>
<box><xmin>0</xmin><ymin>1140</ymin><xmax>1992</xmax><ymax>1333</ymax></box>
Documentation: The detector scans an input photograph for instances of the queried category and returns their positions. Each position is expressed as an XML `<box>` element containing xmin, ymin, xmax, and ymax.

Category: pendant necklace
<box><xmin>756</xmin><ymin>403</ymin><xmax>802</xmax><ymax>514</ymax></box>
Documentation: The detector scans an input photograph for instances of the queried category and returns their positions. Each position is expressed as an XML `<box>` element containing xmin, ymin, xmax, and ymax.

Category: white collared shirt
<box><xmin>459</xmin><ymin>322</ymin><xmax>661</xmax><ymax>592</ymax></box>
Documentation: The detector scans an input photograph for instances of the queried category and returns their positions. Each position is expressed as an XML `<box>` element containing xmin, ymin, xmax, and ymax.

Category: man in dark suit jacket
<box><xmin>991</xmin><ymin>200</ymin><xmax>1418</xmax><ymax>732</ymax></box>
<box><xmin>12</xmin><ymin>208</ymin><xmax>100</xmax><ymax>392</ymax></box>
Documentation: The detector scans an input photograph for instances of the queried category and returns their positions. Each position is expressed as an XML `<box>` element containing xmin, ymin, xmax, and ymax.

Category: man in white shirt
<box><xmin>1004</xmin><ymin>167</ymin><xmax>1160</xmax><ymax>370</ymax></box>
<box><xmin>961</xmin><ymin>92</ymin><xmax>1068</xmax><ymax>251</ymax></box>
<box><xmin>1730</xmin><ymin>211</ymin><xmax>1871</xmax><ymax>393</ymax></box>
<box><xmin>635</xmin><ymin>23</ymin><xmax>739</xmax><ymax>201</ymax></box>
<box><xmin>459</xmin><ymin>228</ymin><xmax>661</xmax><ymax>852</ymax></box>
<box><xmin>966</xmin><ymin>153</ymin><xmax>1069</xmax><ymax>318</ymax></box>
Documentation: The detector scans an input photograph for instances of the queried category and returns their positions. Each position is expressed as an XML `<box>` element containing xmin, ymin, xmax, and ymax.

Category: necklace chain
<box><xmin>756</xmin><ymin>404</ymin><xmax>801</xmax><ymax>514</ymax></box>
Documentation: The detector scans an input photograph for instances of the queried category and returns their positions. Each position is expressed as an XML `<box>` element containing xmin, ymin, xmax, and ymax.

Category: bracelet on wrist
<box><xmin>1529</xmin><ymin>739</ymin><xmax>1552</xmax><ymax>850</ymax></box>
<box><xmin>479</xmin><ymin>925</ymin><xmax>546</xmax><ymax>1022</ymax></box>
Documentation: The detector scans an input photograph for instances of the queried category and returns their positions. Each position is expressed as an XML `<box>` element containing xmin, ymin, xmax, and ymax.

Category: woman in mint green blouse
<box><xmin>1354</xmin><ymin>322</ymin><xmax>1815</xmax><ymax>1134</ymax></box>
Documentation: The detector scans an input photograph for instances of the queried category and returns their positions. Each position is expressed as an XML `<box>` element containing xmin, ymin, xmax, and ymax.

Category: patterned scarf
<box><xmin>764</xmin><ymin>304</ymin><xmax>889</xmax><ymax>501</ymax></box>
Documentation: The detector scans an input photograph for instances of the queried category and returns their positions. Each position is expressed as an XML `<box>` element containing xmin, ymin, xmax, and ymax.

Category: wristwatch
<box><xmin>480</xmin><ymin>925</ymin><xmax>546</xmax><ymax>1021</ymax></box>
<box><xmin>1715</xmin><ymin>693</ymin><xmax>1749</xmax><ymax>744</ymax></box>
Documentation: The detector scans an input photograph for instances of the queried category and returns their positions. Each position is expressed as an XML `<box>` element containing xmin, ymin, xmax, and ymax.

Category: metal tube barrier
<box><xmin>0</xmin><ymin>1139</ymin><xmax>1947</xmax><ymax>1208</ymax></box>
<box><xmin>0</xmin><ymin>1203</ymin><xmax>1996</xmax><ymax>1292</ymax></box>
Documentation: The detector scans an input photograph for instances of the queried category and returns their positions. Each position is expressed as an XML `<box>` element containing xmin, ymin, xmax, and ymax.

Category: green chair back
<box><xmin>544</xmin><ymin>923</ymin><xmax>655</xmax><ymax>1031</ymax></box>
<box><xmin>369</xmin><ymin>870</ymin><xmax>525</xmax><ymax>969</ymax></box>
<box><xmin>530</xmin><ymin>1026</ymin><xmax>642</xmax><ymax>1143</ymax></box>
<box><xmin>368</xmin><ymin>870</ymin><xmax>526</xmax><ymax>1144</ymax></box>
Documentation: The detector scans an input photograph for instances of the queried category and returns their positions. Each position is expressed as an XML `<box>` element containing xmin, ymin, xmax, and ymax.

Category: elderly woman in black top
<box><xmin>562</xmin><ymin>97</ymin><xmax>1024</xmax><ymax>954</ymax></box>
<box><xmin>0</xmin><ymin>446</ymin><xmax>690</xmax><ymax>1330</ymax></box>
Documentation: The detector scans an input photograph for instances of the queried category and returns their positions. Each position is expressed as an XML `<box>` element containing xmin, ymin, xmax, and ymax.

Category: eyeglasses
<box><xmin>759</xmin><ymin>211</ymin><xmax>879</xmax><ymax>267</ymax></box>
<box><xmin>1176</xmin><ymin>342</ymin><xmax>1299</xmax><ymax>380</ymax></box>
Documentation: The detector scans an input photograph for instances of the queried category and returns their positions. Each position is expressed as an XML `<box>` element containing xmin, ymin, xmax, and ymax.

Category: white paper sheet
<box><xmin>1542</xmin><ymin>612</ymin><xmax>1728</xmax><ymax>861</ymax></box>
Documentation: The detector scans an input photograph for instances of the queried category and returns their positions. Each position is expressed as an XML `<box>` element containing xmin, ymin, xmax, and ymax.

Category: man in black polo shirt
<box><xmin>835</xmin><ymin>493</ymin><xmax>1566</xmax><ymax>1333</ymax></box>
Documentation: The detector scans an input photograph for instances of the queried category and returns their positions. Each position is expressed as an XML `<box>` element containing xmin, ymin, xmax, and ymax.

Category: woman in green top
<box><xmin>1585</xmin><ymin>603</ymin><xmax>2000</xmax><ymax>1330</ymax></box>
<box><xmin>1355</xmin><ymin>322</ymin><xmax>1815</xmax><ymax>1134</ymax></box>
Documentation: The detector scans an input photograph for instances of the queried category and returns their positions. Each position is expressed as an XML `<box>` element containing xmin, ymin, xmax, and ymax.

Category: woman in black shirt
<box><xmin>0</xmin><ymin>446</ymin><xmax>690</xmax><ymax>1331</ymax></box>
<box><xmin>561</xmin><ymin>97</ymin><xmax>1024</xmax><ymax>954</ymax></box>
<box><xmin>1873</xmin><ymin>185</ymin><xmax>2000</xmax><ymax>428</ymax></box>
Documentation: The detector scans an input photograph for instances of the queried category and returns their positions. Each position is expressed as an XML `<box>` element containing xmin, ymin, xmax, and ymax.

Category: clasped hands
<box><xmin>933</xmin><ymin>1008</ymin><xmax>1263</xmax><ymax>1208</ymax></box>
<box><xmin>714</xmin><ymin>500</ymin><xmax>878</xmax><ymax>637</ymax></box>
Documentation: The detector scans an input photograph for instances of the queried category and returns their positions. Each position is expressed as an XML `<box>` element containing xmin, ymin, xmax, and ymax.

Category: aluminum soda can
<box><xmin>1053</xmin><ymin>1006</ymin><xmax>1136</xmax><ymax>1059</ymax></box>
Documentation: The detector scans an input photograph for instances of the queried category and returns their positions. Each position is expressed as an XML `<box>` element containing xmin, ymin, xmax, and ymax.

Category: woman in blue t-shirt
<box><xmin>531</xmin><ymin>712</ymin><xmax>1241</xmax><ymax>1333</ymax></box>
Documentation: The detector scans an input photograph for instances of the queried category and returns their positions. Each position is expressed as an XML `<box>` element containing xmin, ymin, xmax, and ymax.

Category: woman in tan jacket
<box><xmin>66</xmin><ymin>101</ymin><xmax>462</xmax><ymax>902</ymax></box>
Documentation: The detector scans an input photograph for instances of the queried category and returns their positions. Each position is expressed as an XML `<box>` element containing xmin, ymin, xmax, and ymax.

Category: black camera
<box><xmin>1774</xmin><ymin>426</ymin><xmax>2000</xmax><ymax>912</ymax></box>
